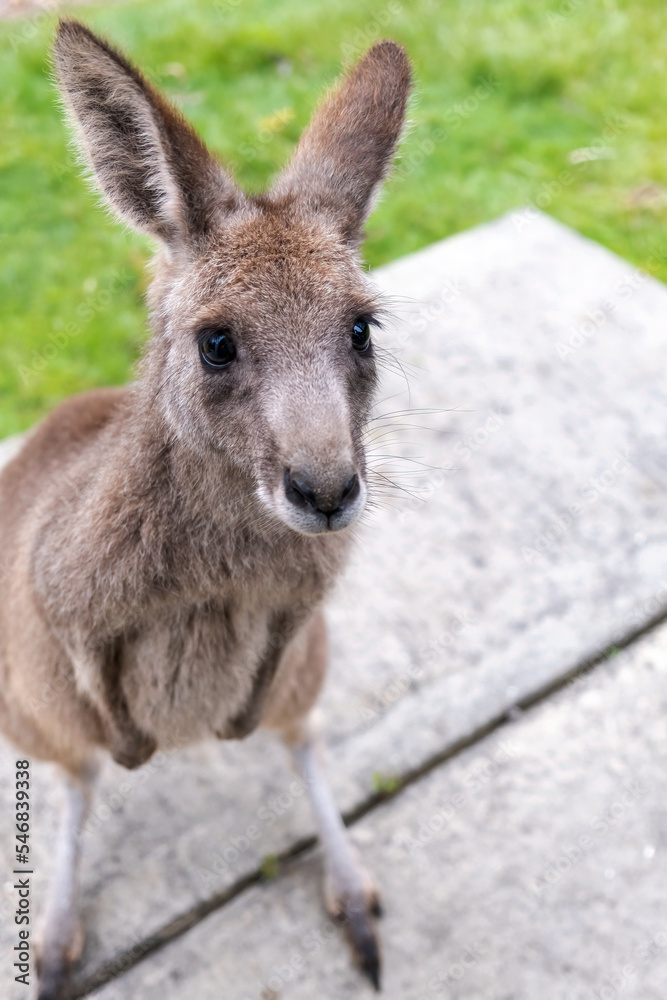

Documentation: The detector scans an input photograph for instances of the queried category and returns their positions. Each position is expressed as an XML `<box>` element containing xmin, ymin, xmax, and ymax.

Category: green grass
<box><xmin>2</xmin><ymin>0</ymin><xmax>667</xmax><ymax>435</ymax></box>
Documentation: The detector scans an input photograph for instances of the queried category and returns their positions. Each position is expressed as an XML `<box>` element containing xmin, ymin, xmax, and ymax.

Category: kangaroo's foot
<box><xmin>35</xmin><ymin>763</ymin><xmax>95</xmax><ymax>999</ymax></box>
<box><xmin>289</xmin><ymin>719</ymin><xmax>383</xmax><ymax>990</ymax></box>
<box><xmin>323</xmin><ymin>858</ymin><xmax>383</xmax><ymax>990</ymax></box>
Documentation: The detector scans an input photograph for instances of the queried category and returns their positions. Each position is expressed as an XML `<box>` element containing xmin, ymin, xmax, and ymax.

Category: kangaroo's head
<box><xmin>54</xmin><ymin>20</ymin><xmax>411</xmax><ymax>535</ymax></box>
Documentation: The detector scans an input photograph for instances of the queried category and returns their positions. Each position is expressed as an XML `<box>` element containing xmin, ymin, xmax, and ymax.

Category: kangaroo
<box><xmin>0</xmin><ymin>19</ymin><xmax>411</xmax><ymax>999</ymax></box>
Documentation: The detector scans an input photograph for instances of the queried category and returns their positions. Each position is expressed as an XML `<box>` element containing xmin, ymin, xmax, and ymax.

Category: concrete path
<box><xmin>1</xmin><ymin>208</ymin><xmax>666</xmax><ymax>999</ymax></box>
<box><xmin>89</xmin><ymin>622</ymin><xmax>667</xmax><ymax>1000</ymax></box>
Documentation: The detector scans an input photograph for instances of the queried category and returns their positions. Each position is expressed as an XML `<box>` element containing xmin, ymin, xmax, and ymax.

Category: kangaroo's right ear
<box><xmin>53</xmin><ymin>20</ymin><xmax>243</xmax><ymax>246</ymax></box>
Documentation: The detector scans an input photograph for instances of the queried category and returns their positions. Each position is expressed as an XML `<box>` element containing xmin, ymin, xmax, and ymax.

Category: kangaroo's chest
<box><xmin>118</xmin><ymin>589</ymin><xmax>306</xmax><ymax>745</ymax></box>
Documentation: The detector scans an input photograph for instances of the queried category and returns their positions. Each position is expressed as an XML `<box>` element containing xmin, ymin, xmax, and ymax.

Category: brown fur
<box><xmin>0</xmin><ymin>22</ymin><xmax>410</xmax><ymax>778</ymax></box>
<box><xmin>0</xmin><ymin>23</ymin><xmax>411</xmax><ymax>995</ymax></box>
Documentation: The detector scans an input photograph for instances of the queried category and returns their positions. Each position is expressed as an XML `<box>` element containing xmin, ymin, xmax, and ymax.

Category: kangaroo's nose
<box><xmin>284</xmin><ymin>468</ymin><xmax>360</xmax><ymax>516</ymax></box>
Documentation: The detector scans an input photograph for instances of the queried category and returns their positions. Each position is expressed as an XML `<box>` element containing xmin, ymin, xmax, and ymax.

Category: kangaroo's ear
<box><xmin>271</xmin><ymin>42</ymin><xmax>411</xmax><ymax>243</ymax></box>
<box><xmin>53</xmin><ymin>20</ymin><xmax>243</xmax><ymax>246</ymax></box>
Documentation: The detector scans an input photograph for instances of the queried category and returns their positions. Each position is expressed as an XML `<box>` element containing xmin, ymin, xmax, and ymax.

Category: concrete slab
<box><xmin>86</xmin><ymin>621</ymin><xmax>667</xmax><ymax>1000</ymax></box>
<box><xmin>0</xmin><ymin>434</ymin><xmax>25</xmax><ymax>467</ymax></box>
<box><xmin>1</xmin><ymin>209</ymin><xmax>667</xmax><ymax>995</ymax></box>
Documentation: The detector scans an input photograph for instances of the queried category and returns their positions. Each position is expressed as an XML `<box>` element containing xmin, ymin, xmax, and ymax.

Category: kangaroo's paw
<box><xmin>108</xmin><ymin>727</ymin><xmax>156</xmax><ymax>769</ymax></box>
<box><xmin>35</xmin><ymin>925</ymin><xmax>82</xmax><ymax>1000</ymax></box>
<box><xmin>325</xmin><ymin>868</ymin><xmax>383</xmax><ymax>990</ymax></box>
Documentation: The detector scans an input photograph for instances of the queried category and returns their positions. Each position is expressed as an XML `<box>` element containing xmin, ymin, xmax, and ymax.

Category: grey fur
<box><xmin>0</xmin><ymin>20</ymin><xmax>411</xmax><ymax>997</ymax></box>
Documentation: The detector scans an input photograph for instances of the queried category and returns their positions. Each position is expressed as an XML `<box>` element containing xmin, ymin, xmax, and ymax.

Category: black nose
<box><xmin>284</xmin><ymin>468</ymin><xmax>360</xmax><ymax>516</ymax></box>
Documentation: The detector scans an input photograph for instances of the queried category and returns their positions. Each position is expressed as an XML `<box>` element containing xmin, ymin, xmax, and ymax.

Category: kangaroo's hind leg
<box><xmin>291</xmin><ymin>714</ymin><xmax>382</xmax><ymax>987</ymax></box>
<box><xmin>36</xmin><ymin>760</ymin><xmax>97</xmax><ymax>1000</ymax></box>
<box><xmin>262</xmin><ymin>611</ymin><xmax>382</xmax><ymax>989</ymax></box>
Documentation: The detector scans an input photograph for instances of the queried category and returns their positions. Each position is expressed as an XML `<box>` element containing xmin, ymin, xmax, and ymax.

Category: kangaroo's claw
<box><xmin>327</xmin><ymin>879</ymin><xmax>383</xmax><ymax>990</ymax></box>
<box><xmin>344</xmin><ymin>902</ymin><xmax>382</xmax><ymax>990</ymax></box>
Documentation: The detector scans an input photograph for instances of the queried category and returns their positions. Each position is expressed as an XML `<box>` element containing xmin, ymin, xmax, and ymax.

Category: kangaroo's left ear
<box><xmin>270</xmin><ymin>42</ymin><xmax>412</xmax><ymax>244</ymax></box>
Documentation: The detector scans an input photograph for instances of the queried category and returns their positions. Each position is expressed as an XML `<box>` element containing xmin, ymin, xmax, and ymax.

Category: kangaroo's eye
<box><xmin>351</xmin><ymin>318</ymin><xmax>371</xmax><ymax>353</ymax></box>
<box><xmin>200</xmin><ymin>330</ymin><xmax>236</xmax><ymax>368</ymax></box>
